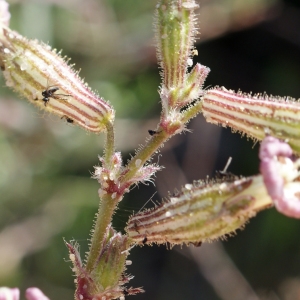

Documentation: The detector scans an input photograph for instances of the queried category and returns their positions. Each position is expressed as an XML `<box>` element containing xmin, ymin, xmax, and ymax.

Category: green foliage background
<box><xmin>1</xmin><ymin>0</ymin><xmax>300</xmax><ymax>299</ymax></box>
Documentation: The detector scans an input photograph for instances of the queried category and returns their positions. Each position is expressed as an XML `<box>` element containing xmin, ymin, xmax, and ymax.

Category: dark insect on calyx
<box><xmin>61</xmin><ymin>115</ymin><xmax>74</xmax><ymax>123</ymax></box>
<box><xmin>41</xmin><ymin>86</ymin><xmax>71</xmax><ymax>107</ymax></box>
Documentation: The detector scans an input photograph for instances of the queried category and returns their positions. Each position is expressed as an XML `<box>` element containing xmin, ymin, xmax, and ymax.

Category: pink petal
<box><xmin>0</xmin><ymin>0</ymin><xmax>10</xmax><ymax>27</ymax></box>
<box><xmin>25</xmin><ymin>288</ymin><xmax>49</xmax><ymax>300</ymax></box>
<box><xmin>260</xmin><ymin>159</ymin><xmax>284</xmax><ymax>200</ymax></box>
<box><xmin>274</xmin><ymin>183</ymin><xmax>300</xmax><ymax>218</ymax></box>
<box><xmin>259</xmin><ymin>135</ymin><xmax>292</xmax><ymax>160</ymax></box>
<box><xmin>0</xmin><ymin>287</ymin><xmax>19</xmax><ymax>300</ymax></box>
<box><xmin>259</xmin><ymin>136</ymin><xmax>292</xmax><ymax>200</ymax></box>
<box><xmin>259</xmin><ymin>136</ymin><xmax>300</xmax><ymax>218</ymax></box>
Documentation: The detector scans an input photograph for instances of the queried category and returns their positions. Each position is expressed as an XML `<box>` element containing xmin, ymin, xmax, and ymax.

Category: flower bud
<box><xmin>0</xmin><ymin>28</ymin><xmax>115</xmax><ymax>133</ymax></box>
<box><xmin>126</xmin><ymin>176</ymin><xmax>272</xmax><ymax>245</ymax></box>
<box><xmin>155</xmin><ymin>0</ymin><xmax>199</xmax><ymax>88</ymax></box>
<box><xmin>159</xmin><ymin>63</ymin><xmax>210</xmax><ymax>110</ymax></box>
<box><xmin>155</xmin><ymin>0</ymin><xmax>208</xmax><ymax>110</ymax></box>
<box><xmin>202</xmin><ymin>87</ymin><xmax>300</xmax><ymax>154</ymax></box>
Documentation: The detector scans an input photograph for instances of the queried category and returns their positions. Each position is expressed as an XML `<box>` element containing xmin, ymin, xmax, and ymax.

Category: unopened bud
<box><xmin>202</xmin><ymin>87</ymin><xmax>300</xmax><ymax>154</ymax></box>
<box><xmin>126</xmin><ymin>176</ymin><xmax>272</xmax><ymax>245</ymax></box>
<box><xmin>0</xmin><ymin>28</ymin><xmax>114</xmax><ymax>133</ymax></box>
<box><xmin>159</xmin><ymin>63</ymin><xmax>210</xmax><ymax>110</ymax></box>
<box><xmin>155</xmin><ymin>0</ymin><xmax>206</xmax><ymax>109</ymax></box>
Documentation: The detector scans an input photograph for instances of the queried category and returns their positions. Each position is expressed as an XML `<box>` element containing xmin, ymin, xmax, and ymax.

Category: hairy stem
<box><xmin>120</xmin><ymin>129</ymin><xmax>168</xmax><ymax>185</ymax></box>
<box><xmin>104</xmin><ymin>121</ymin><xmax>115</xmax><ymax>168</ymax></box>
<box><xmin>86</xmin><ymin>193</ymin><xmax>118</xmax><ymax>272</ymax></box>
<box><xmin>86</xmin><ymin>123</ymin><xmax>116</xmax><ymax>272</ymax></box>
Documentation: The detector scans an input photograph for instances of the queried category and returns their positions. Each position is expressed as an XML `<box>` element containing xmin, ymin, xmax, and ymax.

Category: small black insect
<box><xmin>148</xmin><ymin>129</ymin><xmax>161</xmax><ymax>136</ymax></box>
<box><xmin>61</xmin><ymin>115</ymin><xmax>74</xmax><ymax>123</ymax></box>
<box><xmin>66</xmin><ymin>117</ymin><xmax>74</xmax><ymax>124</ymax></box>
<box><xmin>41</xmin><ymin>85</ymin><xmax>71</xmax><ymax>107</ymax></box>
<box><xmin>148</xmin><ymin>130</ymin><xmax>156</xmax><ymax>136</ymax></box>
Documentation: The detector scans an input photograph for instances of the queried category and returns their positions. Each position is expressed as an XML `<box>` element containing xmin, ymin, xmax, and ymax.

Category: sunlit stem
<box><xmin>120</xmin><ymin>100</ymin><xmax>204</xmax><ymax>185</ymax></box>
<box><xmin>104</xmin><ymin>121</ymin><xmax>115</xmax><ymax>168</ymax></box>
<box><xmin>86</xmin><ymin>193</ymin><xmax>119</xmax><ymax>272</ymax></box>
<box><xmin>120</xmin><ymin>129</ymin><xmax>169</xmax><ymax>185</ymax></box>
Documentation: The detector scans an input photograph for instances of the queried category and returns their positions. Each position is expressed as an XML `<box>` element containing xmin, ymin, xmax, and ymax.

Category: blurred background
<box><xmin>1</xmin><ymin>0</ymin><xmax>300</xmax><ymax>299</ymax></box>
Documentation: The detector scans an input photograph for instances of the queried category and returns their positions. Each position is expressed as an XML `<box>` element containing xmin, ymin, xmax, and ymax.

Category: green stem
<box><xmin>104</xmin><ymin>121</ymin><xmax>115</xmax><ymax>168</ymax></box>
<box><xmin>120</xmin><ymin>129</ymin><xmax>169</xmax><ymax>184</ymax></box>
<box><xmin>86</xmin><ymin>99</ymin><xmax>203</xmax><ymax>270</ymax></box>
<box><xmin>85</xmin><ymin>122</ymin><xmax>116</xmax><ymax>272</ymax></box>
<box><xmin>120</xmin><ymin>100</ymin><xmax>204</xmax><ymax>185</ymax></box>
<box><xmin>86</xmin><ymin>193</ymin><xmax>118</xmax><ymax>272</ymax></box>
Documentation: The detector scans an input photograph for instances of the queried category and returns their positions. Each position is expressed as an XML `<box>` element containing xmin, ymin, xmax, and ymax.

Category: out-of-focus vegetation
<box><xmin>1</xmin><ymin>0</ymin><xmax>300</xmax><ymax>299</ymax></box>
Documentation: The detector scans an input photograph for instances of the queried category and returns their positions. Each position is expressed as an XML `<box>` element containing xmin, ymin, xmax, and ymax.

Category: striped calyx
<box><xmin>155</xmin><ymin>0</ymin><xmax>209</xmax><ymax>110</ymax></box>
<box><xmin>202</xmin><ymin>87</ymin><xmax>300</xmax><ymax>154</ymax></box>
<box><xmin>126</xmin><ymin>176</ymin><xmax>272</xmax><ymax>246</ymax></box>
<box><xmin>0</xmin><ymin>27</ymin><xmax>115</xmax><ymax>133</ymax></box>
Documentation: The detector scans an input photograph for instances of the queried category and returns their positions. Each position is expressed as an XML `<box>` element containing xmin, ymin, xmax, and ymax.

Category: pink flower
<box><xmin>25</xmin><ymin>288</ymin><xmax>49</xmax><ymax>300</ymax></box>
<box><xmin>0</xmin><ymin>0</ymin><xmax>10</xmax><ymax>27</ymax></box>
<box><xmin>0</xmin><ymin>288</ymin><xmax>19</xmax><ymax>300</ymax></box>
<box><xmin>0</xmin><ymin>287</ymin><xmax>49</xmax><ymax>300</ymax></box>
<box><xmin>259</xmin><ymin>136</ymin><xmax>300</xmax><ymax>218</ymax></box>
